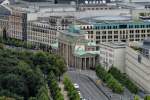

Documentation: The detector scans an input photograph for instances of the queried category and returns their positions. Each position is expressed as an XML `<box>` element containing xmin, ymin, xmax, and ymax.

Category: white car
<box><xmin>74</xmin><ymin>83</ymin><xmax>79</xmax><ymax>89</ymax></box>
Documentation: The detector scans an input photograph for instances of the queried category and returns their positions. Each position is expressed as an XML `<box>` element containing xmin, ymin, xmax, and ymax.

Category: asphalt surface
<box><xmin>67</xmin><ymin>71</ymin><xmax>108</xmax><ymax>100</ymax></box>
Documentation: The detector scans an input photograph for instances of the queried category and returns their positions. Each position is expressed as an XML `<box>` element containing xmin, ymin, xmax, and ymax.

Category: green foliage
<box><xmin>109</xmin><ymin>67</ymin><xmax>139</xmax><ymax>94</ymax></box>
<box><xmin>48</xmin><ymin>72</ymin><xmax>64</xmax><ymax>100</ymax></box>
<box><xmin>134</xmin><ymin>95</ymin><xmax>140</xmax><ymax>100</ymax></box>
<box><xmin>63</xmin><ymin>76</ymin><xmax>80</xmax><ymax>100</ymax></box>
<box><xmin>28</xmin><ymin>97</ymin><xmax>37</xmax><ymax>100</ymax></box>
<box><xmin>145</xmin><ymin>96</ymin><xmax>150</xmax><ymax>100</ymax></box>
<box><xmin>32</xmin><ymin>51</ymin><xmax>67</xmax><ymax>77</ymax></box>
<box><xmin>0</xmin><ymin>43</ymin><xmax>4</xmax><ymax>49</ymax></box>
<box><xmin>37</xmin><ymin>85</ymin><xmax>49</xmax><ymax>100</ymax></box>
<box><xmin>96</xmin><ymin>65</ymin><xmax>124</xmax><ymax>94</ymax></box>
<box><xmin>0</xmin><ymin>37</ymin><xmax>52</xmax><ymax>52</ymax></box>
<box><xmin>0</xmin><ymin>47</ymin><xmax>66</xmax><ymax>99</ymax></box>
<box><xmin>0</xmin><ymin>96</ymin><xmax>16</xmax><ymax>100</ymax></box>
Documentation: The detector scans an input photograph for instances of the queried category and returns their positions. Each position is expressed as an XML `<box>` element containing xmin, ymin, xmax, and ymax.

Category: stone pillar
<box><xmin>89</xmin><ymin>57</ymin><xmax>91</xmax><ymax>69</ymax></box>
<box><xmin>84</xmin><ymin>57</ymin><xmax>86</xmax><ymax>70</ymax></box>
<box><xmin>93</xmin><ymin>57</ymin><xmax>95</xmax><ymax>67</ymax></box>
<box><xmin>75</xmin><ymin>56</ymin><xmax>77</xmax><ymax>69</ymax></box>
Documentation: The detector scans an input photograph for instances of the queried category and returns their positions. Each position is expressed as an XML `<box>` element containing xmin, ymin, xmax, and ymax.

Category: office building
<box><xmin>99</xmin><ymin>42</ymin><xmax>126</xmax><ymax>72</ymax></box>
<box><xmin>126</xmin><ymin>43</ymin><xmax>150</xmax><ymax>93</ymax></box>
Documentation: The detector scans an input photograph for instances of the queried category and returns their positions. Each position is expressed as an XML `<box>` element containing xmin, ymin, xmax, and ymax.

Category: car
<box><xmin>74</xmin><ymin>83</ymin><xmax>79</xmax><ymax>89</ymax></box>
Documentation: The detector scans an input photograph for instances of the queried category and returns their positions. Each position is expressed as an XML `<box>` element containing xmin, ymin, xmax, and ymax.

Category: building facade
<box><xmin>27</xmin><ymin>21</ymin><xmax>57</xmax><ymax>47</ymax></box>
<box><xmin>0</xmin><ymin>5</ymin><xmax>10</xmax><ymax>38</ymax></box>
<box><xmin>58</xmin><ymin>29</ymin><xmax>99</xmax><ymax>69</ymax></box>
<box><xmin>78</xmin><ymin>21</ymin><xmax>150</xmax><ymax>44</ymax></box>
<box><xmin>125</xmin><ymin>46</ymin><xmax>150</xmax><ymax>93</ymax></box>
<box><xmin>99</xmin><ymin>42</ymin><xmax>126</xmax><ymax>73</ymax></box>
<box><xmin>57</xmin><ymin>20</ymin><xmax>150</xmax><ymax>69</ymax></box>
<box><xmin>49</xmin><ymin>15</ymin><xmax>75</xmax><ymax>30</ymax></box>
<box><xmin>8</xmin><ymin>9</ymin><xmax>27</xmax><ymax>40</ymax></box>
<box><xmin>79</xmin><ymin>4</ymin><xmax>116</xmax><ymax>11</ymax></box>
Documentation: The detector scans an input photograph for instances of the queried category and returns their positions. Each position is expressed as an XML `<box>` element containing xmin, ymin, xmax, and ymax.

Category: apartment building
<box><xmin>8</xmin><ymin>9</ymin><xmax>27</xmax><ymax>40</ymax></box>
<box><xmin>0</xmin><ymin>5</ymin><xmax>10</xmax><ymax>37</ymax></box>
<box><xmin>27</xmin><ymin>21</ymin><xmax>57</xmax><ymax>47</ymax></box>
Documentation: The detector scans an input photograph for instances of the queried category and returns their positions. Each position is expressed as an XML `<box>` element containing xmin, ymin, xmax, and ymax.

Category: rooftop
<box><xmin>142</xmin><ymin>39</ymin><xmax>150</xmax><ymax>49</ymax></box>
<box><xmin>100</xmin><ymin>42</ymin><xmax>126</xmax><ymax>48</ymax></box>
<box><xmin>0</xmin><ymin>5</ymin><xmax>11</xmax><ymax>16</ymax></box>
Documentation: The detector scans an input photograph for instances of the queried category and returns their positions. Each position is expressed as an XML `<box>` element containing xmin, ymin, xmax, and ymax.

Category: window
<box><xmin>119</xmin><ymin>24</ymin><xmax>127</xmax><ymax>29</ymax></box>
<box><xmin>135</xmin><ymin>25</ymin><xmax>139</xmax><ymax>28</ymax></box>
<box><xmin>135</xmin><ymin>30</ymin><xmax>140</xmax><ymax>33</ymax></box>
<box><xmin>138</xmin><ymin>55</ymin><xmax>142</xmax><ymax>63</ymax></box>
<box><xmin>141</xmin><ymin>25</ymin><xmax>145</xmax><ymax>28</ymax></box>
<box><xmin>108</xmin><ymin>31</ymin><xmax>112</xmax><ymax>34</ymax></box>
<box><xmin>129</xmin><ymin>25</ymin><xmax>133</xmax><ymax>28</ymax></box>
<box><xmin>141</xmin><ymin>30</ymin><xmax>145</xmax><ymax>33</ymax></box>
<box><xmin>114</xmin><ymin>31</ymin><xmax>118</xmax><ymax>34</ymax></box>
<box><xmin>114</xmin><ymin>35</ymin><xmax>118</xmax><ymax>38</ymax></box>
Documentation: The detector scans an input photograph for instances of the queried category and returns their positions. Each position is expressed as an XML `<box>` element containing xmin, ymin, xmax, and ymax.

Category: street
<box><xmin>67</xmin><ymin>71</ymin><xmax>108</xmax><ymax>100</ymax></box>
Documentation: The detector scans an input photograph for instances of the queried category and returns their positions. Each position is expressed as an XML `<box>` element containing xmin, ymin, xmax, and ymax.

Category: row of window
<box><xmin>94</xmin><ymin>29</ymin><xmax>150</xmax><ymax>35</ymax></box>
<box><xmin>81</xmin><ymin>24</ymin><xmax>150</xmax><ymax>30</ymax></box>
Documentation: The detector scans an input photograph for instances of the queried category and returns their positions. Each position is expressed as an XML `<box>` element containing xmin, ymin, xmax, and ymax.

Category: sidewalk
<box><xmin>59</xmin><ymin>82</ymin><xmax>69</xmax><ymax>100</ymax></box>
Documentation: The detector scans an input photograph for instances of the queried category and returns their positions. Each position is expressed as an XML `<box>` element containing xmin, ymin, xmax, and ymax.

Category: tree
<box><xmin>134</xmin><ymin>95</ymin><xmax>140</xmax><ymax>100</ymax></box>
<box><xmin>48</xmin><ymin>72</ymin><xmax>64</xmax><ymax>100</ymax></box>
<box><xmin>0</xmin><ymin>74</ymin><xmax>26</xmax><ymax>99</ymax></box>
<box><xmin>96</xmin><ymin>65</ymin><xmax>124</xmax><ymax>94</ymax></box>
<box><xmin>109</xmin><ymin>67</ymin><xmax>139</xmax><ymax>94</ymax></box>
<box><xmin>63</xmin><ymin>76</ymin><xmax>80</xmax><ymax>100</ymax></box>
<box><xmin>0</xmin><ymin>96</ymin><xmax>16</xmax><ymax>100</ymax></box>
<box><xmin>145</xmin><ymin>96</ymin><xmax>150</xmax><ymax>100</ymax></box>
<box><xmin>55</xmin><ymin>58</ymin><xmax>67</xmax><ymax>81</ymax></box>
<box><xmin>37</xmin><ymin>85</ymin><xmax>49</xmax><ymax>100</ymax></box>
<box><xmin>28</xmin><ymin>97</ymin><xmax>37</xmax><ymax>100</ymax></box>
<box><xmin>0</xmin><ymin>43</ymin><xmax>4</xmax><ymax>49</ymax></box>
<box><xmin>32</xmin><ymin>51</ymin><xmax>48</xmax><ymax>65</ymax></box>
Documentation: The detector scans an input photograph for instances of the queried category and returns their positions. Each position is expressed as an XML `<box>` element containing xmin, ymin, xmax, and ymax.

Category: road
<box><xmin>67</xmin><ymin>71</ymin><xmax>108</xmax><ymax>100</ymax></box>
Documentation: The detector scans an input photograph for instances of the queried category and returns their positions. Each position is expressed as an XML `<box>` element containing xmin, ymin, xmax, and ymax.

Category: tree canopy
<box><xmin>0</xmin><ymin>45</ymin><xmax>66</xmax><ymax>99</ymax></box>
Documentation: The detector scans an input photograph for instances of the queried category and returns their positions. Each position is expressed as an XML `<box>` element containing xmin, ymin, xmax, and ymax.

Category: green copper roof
<box><xmin>74</xmin><ymin>50</ymin><xmax>99</xmax><ymax>56</ymax></box>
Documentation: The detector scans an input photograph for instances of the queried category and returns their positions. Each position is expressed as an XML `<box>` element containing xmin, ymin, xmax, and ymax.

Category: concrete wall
<box><xmin>125</xmin><ymin>46</ymin><xmax>150</xmax><ymax>93</ymax></box>
<box><xmin>114</xmin><ymin>48</ymin><xmax>126</xmax><ymax>73</ymax></box>
<box><xmin>99</xmin><ymin>44</ymin><xmax>126</xmax><ymax>73</ymax></box>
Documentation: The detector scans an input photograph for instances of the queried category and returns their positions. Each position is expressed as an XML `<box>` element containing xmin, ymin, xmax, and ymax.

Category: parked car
<box><xmin>74</xmin><ymin>83</ymin><xmax>79</xmax><ymax>89</ymax></box>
